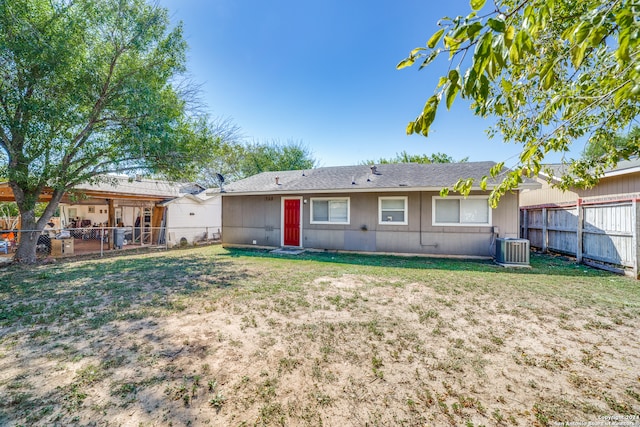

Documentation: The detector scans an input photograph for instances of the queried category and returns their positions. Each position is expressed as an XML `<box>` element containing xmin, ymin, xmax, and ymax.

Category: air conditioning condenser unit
<box><xmin>495</xmin><ymin>238</ymin><xmax>530</xmax><ymax>266</ymax></box>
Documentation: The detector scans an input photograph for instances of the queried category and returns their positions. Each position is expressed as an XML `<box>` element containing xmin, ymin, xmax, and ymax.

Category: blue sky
<box><xmin>156</xmin><ymin>0</ymin><xmax>574</xmax><ymax>168</ymax></box>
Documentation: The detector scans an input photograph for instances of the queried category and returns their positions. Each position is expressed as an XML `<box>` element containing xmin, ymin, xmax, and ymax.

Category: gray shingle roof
<box><xmin>541</xmin><ymin>157</ymin><xmax>640</xmax><ymax>181</ymax></box>
<box><xmin>222</xmin><ymin>162</ymin><xmax>536</xmax><ymax>195</ymax></box>
<box><xmin>72</xmin><ymin>176</ymin><xmax>203</xmax><ymax>198</ymax></box>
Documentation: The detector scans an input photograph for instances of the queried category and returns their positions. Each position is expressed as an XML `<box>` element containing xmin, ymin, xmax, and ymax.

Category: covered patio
<box><xmin>0</xmin><ymin>176</ymin><xmax>202</xmax><ymax>259</ymax></box>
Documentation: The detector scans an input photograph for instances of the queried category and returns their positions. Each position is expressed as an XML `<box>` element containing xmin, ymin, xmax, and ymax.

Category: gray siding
<box><xmin>222</xmin><ymin>195</ymin><xmax>281</xmax><ymax>246</ymax></box>
<box><xmin>222</xmin><ymin>191</ymin><xmax>519</xmax><ymax>257</ymax></box>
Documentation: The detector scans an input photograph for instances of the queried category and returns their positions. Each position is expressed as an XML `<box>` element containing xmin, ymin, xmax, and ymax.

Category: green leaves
<box><xmin>396</xmin><ymin>57</ymin><xmax>415</xmax><ymax>69</ymax></box>
<box><xmin>615</xmin><ymin>8</ymin><xmax>635</xmax><ymax>62</ymax></box>
<box><xmin>407</xmin><ymin>95</ymin><xmax>440</xmax><ymax>137</ymax></box>
<box><xmin>427</xmin><ymin>29</ymin><xmax>445</xmax><ymax>48</ymax></box>
<box><xmin>470</xmin><ymin>0</ymin><xmax>486</xmax><ymax>11</ymax></box>
<box><xmin>539</xmin><ymin>60</ymin><xmax>556</xmax><ymax>90</ymax></box>
<box><xmin>509</xmin><ymin>30</ymin><xmax>533</xmax><ymax>64</ymax></box>
<box><xmin>400</xmin><ymin>0</ymin><xmax>640</xmax><ymax>205</ymax></box>
<box><xmin>487</xmin><ymin>17</ymin><xmax>505</xmax><ymax>33</ymax></box>
<box><xmin>446</xmin><ymin>69</ymin><xmax>460</xmax><ymax>109</ymax></box>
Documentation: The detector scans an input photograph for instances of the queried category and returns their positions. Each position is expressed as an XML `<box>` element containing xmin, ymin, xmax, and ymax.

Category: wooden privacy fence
<box><xmin>520</xmin><ymin>197</ymin><xmax>640</xmax><ymax>278</ymax></box>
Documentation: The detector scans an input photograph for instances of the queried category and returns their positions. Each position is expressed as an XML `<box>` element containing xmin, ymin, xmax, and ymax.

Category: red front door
<box><xmin>283</xmin><ymin>199</ymin><xmax>301</xmax><ymax>246</ymax></box>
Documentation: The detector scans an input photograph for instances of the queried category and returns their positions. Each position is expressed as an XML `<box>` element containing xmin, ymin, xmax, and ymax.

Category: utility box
<box><xmin>51</xmin><ymin>238</ymin><xmax>74</xmax><ymax>256</ymax></box>
<box><xmin>495</xmin><ymin>238</ymin><xmax>530</xmax><ymax>266</ymax></box>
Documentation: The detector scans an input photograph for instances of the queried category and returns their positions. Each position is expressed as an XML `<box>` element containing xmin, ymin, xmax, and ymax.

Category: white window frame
<box><xmin>378</xmin><ymin>196</ymin><xmax>408</xmax><ymax>225</ymax></box>
<box><xmin>432</xmin><ymin>195</ymin><xmax>492</xmax><ymax>226</ymax></box>
<box><xmin>310</xmin><ymin>197</ymin><xmax>350</xmax><ymax>225</ymax></box>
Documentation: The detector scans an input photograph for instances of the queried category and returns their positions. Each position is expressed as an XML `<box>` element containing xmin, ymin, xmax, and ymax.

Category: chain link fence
<box><xmin>0</xmin><ymin>226</ymin><xmax>222</xmax><ymax>260</ymax></box>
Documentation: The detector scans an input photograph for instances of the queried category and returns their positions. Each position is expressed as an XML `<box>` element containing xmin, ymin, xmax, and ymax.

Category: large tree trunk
<box><xmin>11</xmin><ymin>183</ymin><xmax>65</xmax><ymax>264</ymax></box>
<box><xmin>13</xmin><ymin>211</ymin><xmax>40</xmax><ymax>264</ymax></box>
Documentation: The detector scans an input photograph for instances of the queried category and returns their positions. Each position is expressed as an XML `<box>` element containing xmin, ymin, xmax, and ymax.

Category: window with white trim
<box><xmin>310</xmin><ymin>198</ymin><xmax>350</xmax><ymax>224</ymax></box>
<box><xmin>379</xmin><ymin>196</ymin><xmax>408</xmax><ymax>225</ymax></box>
<box><xmin>432</xmin><ymin>196</ymin><xmax>491</xmax><ymax>226</ymax></box>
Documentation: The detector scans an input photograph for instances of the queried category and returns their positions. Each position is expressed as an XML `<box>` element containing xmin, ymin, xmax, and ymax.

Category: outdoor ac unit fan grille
<box><xmin>495</xmin><ymin>238</ymin><xmax>530</xmax><ymax>265</ymax></box>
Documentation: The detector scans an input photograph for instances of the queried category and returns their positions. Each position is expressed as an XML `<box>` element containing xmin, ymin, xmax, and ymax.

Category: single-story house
<box><xmin>220</xmin><ymin>162</ymin><xmax>539</xmax><ymax>257</ymax></box>
<box><xmin>519</xmin><ymin>158</ymin><xmax>640</xmax><ymax>277</ymax></box>
<box><xmin>0</xmin><ymin>176</ymin><xmax>221</xmax><ymax>251</ymax></box>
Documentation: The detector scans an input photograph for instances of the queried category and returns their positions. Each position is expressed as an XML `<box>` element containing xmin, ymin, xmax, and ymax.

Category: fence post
<box><xmin>542</xmin><ymin>207</ymin><xmax>548</xmax><ymax>252</ymax></box>
<box><xmin>522</xmin><ymin>209</ymin><xmax>529</xmax><ymax>240</ymax></box>
<box><xmin>576</xmin><ymin>199</ymin><xmax>583</xmax><ymax>263</ymax></box>
<box><xmin>633</xmin><ymin>199</ymin><xmax>639</xmax><ymax>280</ymax></box>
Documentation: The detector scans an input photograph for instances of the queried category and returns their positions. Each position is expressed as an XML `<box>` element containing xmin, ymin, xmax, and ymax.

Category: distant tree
<box><xmin>194</xmin><ymin>117</ymin><xmax>245</xmax><ymax>187</ymax></box>
<box><xmin>398</xmin><ymin>0</ymin><xmax>640</xmax><ymax>205</ymax></box>
<box><xmin>0</xmin><ymin>0</ymin><xmax>219</xmax><ymax>263</ymax></box>
<box><xmin>362</xmin><ymin>151</ymin><xmax>468</xmax><ymax>165</ymax></box>
<box><xmin>239</xmin><ymin>140</ymin><xmax>317</xmax><ymax>178</ymax></box>
<box><xmin>199</xmin><ymin>139</ymin><xmax>317</xmax><ymax>185</ymax></box>
<box><xmin>582</xmin><ymin>126</ymin><xmax>640</xmax><ymax>161</ymax></box>
<box><xmin>0</xmin><ymin>203</ymin><xmax>19</xmax><ymax>219</ymax></box>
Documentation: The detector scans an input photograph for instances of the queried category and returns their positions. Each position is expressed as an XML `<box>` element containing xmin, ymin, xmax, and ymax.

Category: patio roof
<box><xmin>0</xmin><ymin>176</ymin><xmax>203</xmax><ymax>203</ymax></box>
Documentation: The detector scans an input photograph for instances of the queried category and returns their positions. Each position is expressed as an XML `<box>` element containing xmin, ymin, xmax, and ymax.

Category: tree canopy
<box><xmin>239</xmin><ymin>140</ymin><xmax>317</xmax><ymax>179</ymax></box>
<box><xmin>197</xmin><ymin>139</ymin><xmax>318</xmax><ymax>186</ymax></box>
<box><xmin>398</xmin><ymin>0</ymin><xmax>639</xmax><ymax>205</ymax></box>
<box><xmin>362</xmin><ymin>150</ymin><xmax>468</xmax><ymax>165</ymax></box>
<box><xmin>582</xmin><ymin>126</ymin><xmax>640</xmax><ymax>160</ymax></box>
<box><xmin>0</xmin><ymin>0</ymin><xmax>218</xmax><ymax>262</ymax></box>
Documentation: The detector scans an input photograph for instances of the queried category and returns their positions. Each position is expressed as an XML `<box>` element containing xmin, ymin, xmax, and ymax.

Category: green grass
<box><xmin>0</xmin><ymin>245</ymin><xmax>638</xmax><ymax>426</ymax></box>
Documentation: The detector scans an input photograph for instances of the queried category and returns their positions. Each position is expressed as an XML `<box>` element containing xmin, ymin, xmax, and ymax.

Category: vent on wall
<box><xmin>495</xmin><ymin>238</ymin><xmax>530</xmax><ymax>266</ymax></box>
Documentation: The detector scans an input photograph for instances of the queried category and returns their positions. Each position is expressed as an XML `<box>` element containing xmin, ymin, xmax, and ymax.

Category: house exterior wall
<box><xmin>59</xmin><ymin>204</ymin><xmax>110</xmax><ymax>227</ymax></box>
<box><xmin>165</xmin><ymin>196</ymin><xmax>222</xmax><ymax>245</ymax></box>
<box><xmin>576</xmin><ymin>173</ymin><xmax>640</xmax><ymax>198</ymax></box>
<box><xmin>519</xmin><ymin>181</ymin><xmax>578</xmax><ymax>207</ymax></box>
<box><xmin>520</xmin><ymin>173</ymin><xmax>640</xmax><ymax>207</ymax></box>
<box><xmin>58</xmin><ymin>204</ymin><xmax>158</xmax><ymax>228</ymax></box>
<box><xmin>222</xmin><ymin>191</ymin><xmax>519</xmax><ymax>257</ymax></box>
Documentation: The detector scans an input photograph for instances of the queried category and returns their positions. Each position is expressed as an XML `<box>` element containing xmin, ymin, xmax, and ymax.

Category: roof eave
<box><xmin>221</xmin><ymin>185</ymin><xmax>535</xmax><ymax>196</ymax></box>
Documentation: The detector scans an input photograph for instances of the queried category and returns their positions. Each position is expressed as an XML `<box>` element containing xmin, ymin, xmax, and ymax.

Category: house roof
<box><xmin>72</xmin><ymin>176</ymin><xmax>207</xmax><ymax>198</ymax></box>
<box><xmin>158</xmin><ymin>188</ymin><xmax>221</xmax><ymax>206</ymax></box>
<box><xmin>541</xmin><ymin>158</ymin><xmax>640</xmax><ymax>182</ymax></box>
<box><xmin>0</xmin><ymin>175</ymin><xmax>205</xmax><ymax>202</ymax></box>
<box><xmin>221</xmin><ymin>162</ymin><xmax>539</xmax><ymax>195</ymax></box>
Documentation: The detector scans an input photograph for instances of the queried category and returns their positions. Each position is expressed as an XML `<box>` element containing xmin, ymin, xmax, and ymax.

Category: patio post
<box><xmin>108</xmin><ymin>199</ymin><xmax>115</xmax><ymax>249</ymax></box>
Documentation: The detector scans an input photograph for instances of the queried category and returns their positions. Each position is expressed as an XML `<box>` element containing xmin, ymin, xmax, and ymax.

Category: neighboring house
<box><xmin>0</xmin><ymin>176</ymin><xmax>221</xmax><ymax>249</ymax></box>
<box><xmin>160</xmin><ymin>189</ymin><xmax>222</xmax><ymax>247</ymax></box>
<box><xmin>519</xmin><ymin>158</ymin><xmax>640</xmax><ymax>277</ymax></box>
<box><xmin>520</xmin><ymin>158</ymin><xmax>640</xmax><ymax>206</ymax></box>
<box><xmin>220</xmin><ymin>162</ymin><xmax>539</xmax><ymax>258</ymax></box>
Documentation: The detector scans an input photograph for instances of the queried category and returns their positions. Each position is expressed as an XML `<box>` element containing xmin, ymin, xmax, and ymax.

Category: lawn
<box><xmin>0</xmin><ymin>246</ymin><xmax>639</xmax><ymax>426</ymax></box>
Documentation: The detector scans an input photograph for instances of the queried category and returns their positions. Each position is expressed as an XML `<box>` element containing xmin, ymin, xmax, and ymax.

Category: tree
<box><xmin>194</xmin><ymin>117</ymin><xmax>245</xmax><ymax>187</ymax></box>
<box><xmin>0</xmin><ymin>0</ymin><xmax>216</xmax><ymax>263</ymax></box>
<box><xmin>238</xmin><ymin>140</ymin><xmax>318</xmax><ymax>178</ymax></box>
<box><xmin>362</xmin><ymin>150</ymin><xmax>468</xmax><ymax>165</ymax></box>
<box><xmin>582</xmin><ymin>126</ymin><xmax>640</xmax><ymax>161</ymax></box>
<box><xmin>197</xmin><ymin>139</ymin><xmax>318</xmax><ymax>185</ymax></box>
<box><xmin>398</xmin><ymin>0</ymin><xmax>639</xmax><ymax>205</ymax></box>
